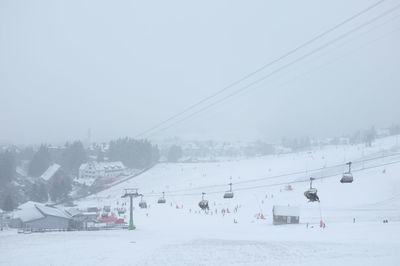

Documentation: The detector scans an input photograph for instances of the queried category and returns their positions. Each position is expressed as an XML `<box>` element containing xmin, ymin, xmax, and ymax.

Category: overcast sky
<box><xmin>1</xmin><ymin>0</ymin><xmax>399</xmax><ymax>145</ymax></box>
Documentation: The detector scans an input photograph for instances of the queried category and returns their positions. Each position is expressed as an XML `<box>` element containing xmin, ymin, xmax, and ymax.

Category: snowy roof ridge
<box><xmin>40</xmin><ymin>163</ymin><xmax>61</xmax><ymax>181</ymax></box>
<box><xmin>273</xmin><ymin>205</ymin><xmax>300</xmax><ymax>216</ymax></box>
<box><xmin>80</xmin><ymin>161</ymin><xmax>125</xmax><ymax>171</ymax></box>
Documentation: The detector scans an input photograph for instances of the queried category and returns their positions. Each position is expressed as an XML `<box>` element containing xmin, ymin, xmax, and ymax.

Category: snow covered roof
<box><xmin>273</xmin><ymin>205</ymin><xmax>300</xmax><ymax>217</ymax></box>
<box><xmin>80</xmin><ymin>161</ymin><xmax>125</xmax><ymax>171</ymax></box>
<box><xmin>40</xmin><ymin>163</ymin><xmax>61</xmax><ymax>181</ymax></box>
<box><xmin>65</xmin><ymin>208</ymin><xmax>82</xmax><ymax>217</ymax></box>
<box><xmin>14</xmin><ymin>201</ymin><xmax>71</xmax><ymax>222</ymax></box>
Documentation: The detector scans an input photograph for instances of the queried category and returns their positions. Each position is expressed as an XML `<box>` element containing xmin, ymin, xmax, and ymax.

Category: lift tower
<box><xmin>121</xmin><ymin>188</ymin><xmax>140</xmax><ymax>230</ymax></box>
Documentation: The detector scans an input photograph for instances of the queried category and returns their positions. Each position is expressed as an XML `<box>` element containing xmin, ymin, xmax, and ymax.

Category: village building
<box><xmin>12</xmin><ymin>201</ymin><xmax>72</xmax><ymax>230</ymax></box>
<box><xmin>272</xmin><ymin>205</ymin><xmax>300</xmax><ymax>225</ymax></box>
<box><xmin>78</xmin><ymin>161</ymin><xmax>126</xmax><ymax>179</ymax></box>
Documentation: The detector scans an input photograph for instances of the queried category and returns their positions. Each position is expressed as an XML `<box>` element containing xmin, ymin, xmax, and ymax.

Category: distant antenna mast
<box><xmin>86</xmin><ymin>128</ymin><xmax>92</xmax><ymax>148</ymax></box>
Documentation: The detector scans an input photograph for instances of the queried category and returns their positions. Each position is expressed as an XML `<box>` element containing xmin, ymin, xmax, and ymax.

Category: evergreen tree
<box><xmin>49</xmin><ymin>176</ymin><xmax>72</xmax><ymax>202</ymax></box>
<box><xmin>29</xmin><ymin>182</ymin><xmax>48</xmax><ymax>202</ymax></box>
<box><xmin>38</xmin><ymin>183</ymin><xmax>48</xmax><ymax>202</ymax></box>
<box><xmin>28</xmin><ymin>145</ymin><xmax>51</xmax><ymax>177</ymax></box>
<box><xmin>255</xmin><ymin>141</ymin><xmax>275</xmax><ymax>155</ymax></box>
<box><xmin>167</xmin><ymin>145</ymin><xmax>183</xmax><ymax>162</ymax></box>
<box><xmin>0</xmin><ymin>151</ymin><xmax>15</xmax><ymax>186</ymax></box>
<box><xmin>365</xmin><ymin>126</ymin><xmax>377</xmax><ymax>147</ymax></box>
<box><xmin>108</xmin><ymin>137</ymin><xmax>159</xmax><ymax>168</ymax></box>
<box><xmin>61</xmin><ymin>141</ymin><xmax>87</xmax><ymax>175</ymax></box>
<box><xmin>1</xmin><ymin>194</ymin><xmax>15</xmax><ymax>211</ymax></box>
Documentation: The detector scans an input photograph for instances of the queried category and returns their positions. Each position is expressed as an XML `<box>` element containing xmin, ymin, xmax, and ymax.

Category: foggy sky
<box><xmin>1</xmin><ymin>0</ymin><xmax>399</xmax><ymax>145</ymax></box>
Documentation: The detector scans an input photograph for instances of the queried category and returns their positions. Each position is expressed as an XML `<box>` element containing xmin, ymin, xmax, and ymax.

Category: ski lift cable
<box><xmin>143</xmin><ymin>152</ymin><xmax>400</xmax><ymax>196</ymax></box>
<box><xmin>134</xmin><ymin>0</ymin><xmax>388</xmax><ymax>138</ymax></box>
<box><xmin>143</xmin><ymin>151</ymin><xmax>400</xmax><ymax>195</ymax></box>
<box><xmin>143</xmin><ymin>3</ymin><xmax>400</xmax><ymax>138</ymax></box>
<box><xmin>143</xmin><ymin>158</ymin><xmax>400</xmax><ymax>197</ymax></box>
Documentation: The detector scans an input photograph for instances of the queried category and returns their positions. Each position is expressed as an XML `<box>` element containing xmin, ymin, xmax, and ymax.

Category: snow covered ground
<box><xmin>1</xmin><ymin>136</ymin><xmax>400</xmax><ymax>266</ymax></box>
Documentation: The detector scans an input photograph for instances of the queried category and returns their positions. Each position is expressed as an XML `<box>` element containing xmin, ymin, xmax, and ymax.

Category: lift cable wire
<box><xmin>142</xmin><ymin>151</ymin><xmax>400</xmax><ymax>197</ymax></box>
<box><xmin>143</xmin><ymin>3</ymin><xmax>400</xmax><ymax>138</ymax></box>
<box><xmin>142</xmin><ymin>159</ymin><xmax>400</xmax><ymax>197</ymax></box>
<box><xmin>134</xmin><ymin>0</ymin><xmax>388</xmax><ymax>138</ymax></box>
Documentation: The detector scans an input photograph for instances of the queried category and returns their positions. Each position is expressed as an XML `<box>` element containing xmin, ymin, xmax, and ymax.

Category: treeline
<box><xmin>28</xmin><ymin>141</ymin><xmax>87</xmax><ymax>177</ymax></box>
<box><xmin>0</xmin><ymin>137</ymin><xmax>159</xmax><ymax>210</ymax></box>
<box><xmin>0</xmin><ymin>151</ymin><xmax>17</xmax><ymax>211</ymax></box>
<box><xmin>26</xmin><ymin>137</ymin><xmax>160</xmax><ymax>178</ymax></box>
<box><xmin>108</xmin><ymin>137</ymin><xmax>159</xmax><ymax>169</ymax></box>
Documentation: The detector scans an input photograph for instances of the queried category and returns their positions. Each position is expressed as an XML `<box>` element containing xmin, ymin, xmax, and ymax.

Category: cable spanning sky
<box><xmin>0</xmin><ymin>0</ymin><xmax>399</xmax><ymax>144</ymax></box>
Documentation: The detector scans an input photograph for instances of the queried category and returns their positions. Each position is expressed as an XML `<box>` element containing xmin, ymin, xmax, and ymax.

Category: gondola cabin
<box><xmin>340</xmin><ymin>173</ymin><xmax>353</xmax><ymax>183</ymax></box>
<box><xmin>272</xmin><ymin>205</ymin><xmax>300</xmax><ymax>225</ymax></box>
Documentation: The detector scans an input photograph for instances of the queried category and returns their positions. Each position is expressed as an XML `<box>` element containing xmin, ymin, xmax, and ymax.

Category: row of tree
<box><xmin>28</xmin><ymin>141</ymin><xmax>87</xmax><ymax>177</ymax></box>
<box><xmin>1</xmin><ymin>137</ymin><xmax>160</xmax><ymax>210</ymax></box>
<box><xmin>0</xmin><ymin>151</ymin><xmax>17</xmax><ymax>211</ymax></box>
<box><xmin>108</xmin><ymin>138</ymin><xmax>159</xmax><ymax>168</ymax></box>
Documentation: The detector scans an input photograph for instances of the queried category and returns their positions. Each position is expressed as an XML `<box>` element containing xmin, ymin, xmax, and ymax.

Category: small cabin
<box><xmin>272</xmin><ymin>205</ymin><xmax>300</xmax><ymax>225</ymax></box>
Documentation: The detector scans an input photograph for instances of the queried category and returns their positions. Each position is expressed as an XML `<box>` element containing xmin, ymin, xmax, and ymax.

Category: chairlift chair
<box><xmin>304</xmin><ymin>178</ymin><xmax>320</xmax><ymax>202</ymax></box>
<box><xmin>340</xmin><ymin>161</ymin><xmax>354</xmax><ymax>183</ymax></box>
<box><xmin>139</xmin><ymin>195</ymin><xmax>147</xmax><ymax>209</ymax></box>
<box><xmin>223</xmin><ymin>183</ymin><xmax>234</xmax><ymax>198</ymax></box>
<box><xmin>199</xmin><ymin>192</ymin><xmax>209</xmax><ymax>210</ymax></box>
<box><xmin>158</xmin><ymin>192</ymin><xmax>166</xmax><ymax>204</ymax></box>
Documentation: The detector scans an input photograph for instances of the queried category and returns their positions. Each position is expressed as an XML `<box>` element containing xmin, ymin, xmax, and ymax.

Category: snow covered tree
<box><xmin>49</xmin><ymin>176</ymin><xmax>72</xmax><ymax>202</ymax></box>
<box><xmin>61</xmin><ymin>141</ymin><xmax>87</xmax><ymax>176</ymax></box>
<box><xmin>167</xmin><ymin>145</ymin><xmax>183</xmax><ymax>162</ymax></box>
<box><xmin>364</xmin><ymin>126</ymin><xmax>377</xmax><ymax>147</ymax></box>
<box><xmin>1</xmin><ymin>194</ymin><xmax>15</xmax><ymax>211</ymax></box>
<box><xmin>108</xmin><ymin>137</ymin><xmax>159</xmax><ymax>168</ymax></box>
<box><xmin>29</xmin><ymin>182</ymin><xmax>48</xmax><ymax>203</ymax></box>
<box><xmin>0</xmin><ymin>151</ymin><xmax>15</xmax><ymax>186</ymax></box>
<box><xmin>28</xmin><ymin>145</ymin><xmax>52</xmax><ymax>177</ymax></box>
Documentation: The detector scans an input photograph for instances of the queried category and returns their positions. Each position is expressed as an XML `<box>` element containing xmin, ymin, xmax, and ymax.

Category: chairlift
<box><xmin>199</xmin><ymin>192</ymin><xmax>209</xmax><ymax>210</ymax></box>
<box><xmin>117</xmin><ymin>208</ymin><xmax>126</xmax><ymax>215</ymax></box>
<box><xmin>157</xmin><ymin>192</ymin><xmax>166</xmax><ymax>204</ymax></box>
<box><xmin>139</xmin><ymin>195</ymin><xmax>147</xmax><ymax>209</ymax></box>
<box><xmin>304</xmin><ymin>177</ymin><xmax>320</xmax><ymax>202</ymax></box>
<box><xmin>223</xmin><ymin>183</ymin><xmax>234</xmax><ymax>199</ymax></box>
<box><xmin>340</xmin><ymin>161</ymin><xmax>353</xmax><ymax>183</ymax></box>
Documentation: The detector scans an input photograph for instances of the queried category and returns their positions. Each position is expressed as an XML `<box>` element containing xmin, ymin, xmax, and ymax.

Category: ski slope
<box><xmin>1</xmin><ymin>136</ymin><xmax>400</xmax><ymax>266</ymax></box>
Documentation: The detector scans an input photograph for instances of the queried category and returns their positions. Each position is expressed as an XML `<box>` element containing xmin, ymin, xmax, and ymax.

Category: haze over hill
<box><xmin>1</xmin><ymin>0</ymin><xmax>400</xmax><ymax>144</ymax></box>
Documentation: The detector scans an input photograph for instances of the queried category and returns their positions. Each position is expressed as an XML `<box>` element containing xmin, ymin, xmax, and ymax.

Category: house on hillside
<box><xmin>11</xmin><ymin>201</ymin><xmax>72</xmax><ymax>230</ymax></box>
<box><xmin>272</xmin><ymin>205</ymin><xmax>300</xmax><ymax>225</ymax></box>
<box><xmin>78</xmin><ymin>161</ymin><xmax>126</xmax><ymax>179</ymax></box>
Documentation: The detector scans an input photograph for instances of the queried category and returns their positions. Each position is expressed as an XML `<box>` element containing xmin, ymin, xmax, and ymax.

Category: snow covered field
<box><xmin>1</xmin><ymin>136</ymin><xmax>400</xmax><ymax>266</ymax></box>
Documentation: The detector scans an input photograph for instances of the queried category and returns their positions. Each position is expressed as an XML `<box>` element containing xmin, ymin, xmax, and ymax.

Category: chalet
<box><xmin>12</xmin><ymin>201</ymin><xmax>72</xmax><ymax>230</ymax></box>
<box><xmin>78</xmin><ymin>161</ymin><xmax>126</xmax><ymax>179</ymax></box>
<box><xmin>272</xmin><ymin>205</ymin><xmax>300</xmax><ymax>225</ymax></box>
